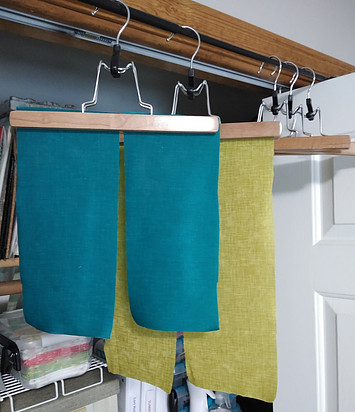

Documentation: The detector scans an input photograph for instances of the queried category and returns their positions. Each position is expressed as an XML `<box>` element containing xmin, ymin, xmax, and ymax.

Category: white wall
<box><xmin>195</xmin><ymin>0</ymin><xmax>355</xmax><ymax>66</ymax></box>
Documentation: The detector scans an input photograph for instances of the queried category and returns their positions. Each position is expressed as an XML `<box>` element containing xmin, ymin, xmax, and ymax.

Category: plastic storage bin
<box><xmin>0</xmin><ymin>309</ymin><xmax>92</xmax><ymax>389</ymax></box>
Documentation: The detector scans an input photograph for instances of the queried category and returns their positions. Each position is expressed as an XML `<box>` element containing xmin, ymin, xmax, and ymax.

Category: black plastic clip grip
<box><xmin>288</xmin><ymin>94</ymin><xmax>294</xmax><ymax>119</ymax></box>
<box><xmin>0</xmin><ymin>334</ymin><xmax>21</xmax><ymax>374</ymax></box>
<box><xmin>305</xmin><ymin>97</ymin><xmax>316</xmax><ymax>120</ymax></box>
<box><xmin>187</xmin><ymin>68</ymin><xmax>196</xmax><ymax>100</ymax></box>
<box><xmin>110</xmin><ymin>44</ymin><xmax>122</xmax><ymax>78</ymax></box>
<box><xmin>271</xmin><ymin>90</ymin><xmax>280</xmax><ymax>116</ymax></box>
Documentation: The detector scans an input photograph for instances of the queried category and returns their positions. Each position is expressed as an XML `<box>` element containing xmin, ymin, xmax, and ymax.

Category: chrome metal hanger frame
<box><xmin>301</xmin><ymin>67</ymin><xmax>326</xmax><ymax>136</ymax></box>
<box><xmin>257</xmin><ymin>55</ymin><xmax>285</xmax><ymax>121</ymax></box>
<box><xmin>82</xmin><ymin>0</ymin><xmax>153</xmax><ymax>114</ymax></box>
<box><xmin>81</xmin><ymin>60</ymin><xmax>153</xmax><ymax>114</ymax></box>
<box><xmin>167</xmin><ymin>26</ymin><xmax>212</xmax><ymax>115</ymax></box>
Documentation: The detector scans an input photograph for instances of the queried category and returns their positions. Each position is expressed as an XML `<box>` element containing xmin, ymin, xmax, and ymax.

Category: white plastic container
<box><xmin>0</xmin><ymin>309</ymin><xmax>92</xmax><ymax>389</ymax></box>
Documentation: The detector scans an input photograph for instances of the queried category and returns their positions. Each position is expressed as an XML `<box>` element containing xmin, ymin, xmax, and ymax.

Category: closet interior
<box><xmin>0</xmin><ymin>1</ymin><xmax>354</xmax><ymax>411</ymax></box>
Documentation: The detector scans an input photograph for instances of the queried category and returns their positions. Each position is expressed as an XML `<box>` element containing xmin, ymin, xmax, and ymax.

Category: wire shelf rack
<box><xmin>0</xmin><ymin>357</ymin><xmax>107</xmax><ymax>412</ymax></box>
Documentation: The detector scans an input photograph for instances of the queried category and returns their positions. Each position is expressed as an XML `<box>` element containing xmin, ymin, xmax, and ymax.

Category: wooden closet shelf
<box><xmin>0</xmin><ymin>258</ymin><xmax>19</xmax><ymax>268</ymax></box>
<box><xmin>0</xmin><ymin>0</ymin><xmax>354</xmax><ymax>87</ymax></box>
<box><xmin>0</xmin><ymin>280</ymin><xmax>22</xmax><ymax>296</ymax></box>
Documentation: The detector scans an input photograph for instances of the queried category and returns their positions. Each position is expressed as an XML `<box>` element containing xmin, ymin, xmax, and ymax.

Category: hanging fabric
<box><xmin>16</xmin><ymin>113</ymin><xmax>120</xmax><ymax>338</ymax></box>
<box><xmin>184</xmin><ymin>137</ymin><xmax>277</xmax><ymax>403</ymax></box>
<box><xmin>11</xmin><ymin>109</ymin><xmax>282</xmax><ymax>394</ymax></box>
<box><xmin>105</xmin><ymin>147</ymin><xmax>177</xmax><ymax>392</ymax></box>
<box><xmin>11</xmin><ymin>109</ymin><xmax>221</xmax><ymax>339</ymax></box>
<box><xmin>124</xmin><ymin>128</ymin><xmax>220</xmax><ymax>331</ymax></box>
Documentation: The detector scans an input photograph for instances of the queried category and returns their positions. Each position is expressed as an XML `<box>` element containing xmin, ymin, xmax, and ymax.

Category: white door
<box><xmin>263</xmin><ymin>73</ymin><xmax>355</xmax><ymax>412</ymax></box>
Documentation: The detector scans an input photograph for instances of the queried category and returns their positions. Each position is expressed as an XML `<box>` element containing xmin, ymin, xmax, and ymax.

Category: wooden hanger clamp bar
<box><xmin>326</xmin><ymin>141</ymin><xmax>355</xmax><ymax>156</ymax></box>
<box><xmin>274</xmin><ymin>135</ymin><xmax>351</xmax><ymax>152</ymax></box>
<box><xmin>274</xmin><ymin>139</ymin><xmax>354</xmax><ymax>155</ymax></box>
<box><xmin>221</xmin><ymin>123</ymin><xmax>351</xmax><ymax>153</ymax></box>
<box><xmin>10</xmin><ymin>111</ymin><xmax>350</xmax><ymax>152</ymax></box>
<box><xmin>10</xmin><ymin>111</ymin><xmax>220</xmax><ymax>133</ymax></box>
<box><xmin>10</xmin><ymin>110</ymin><xmax>282</xmax><ymax>139</ymax></box>
<box><xmin>220</xmin><ymin>121</ymin><xmax>281</xmax><ymax>139</ymax></box>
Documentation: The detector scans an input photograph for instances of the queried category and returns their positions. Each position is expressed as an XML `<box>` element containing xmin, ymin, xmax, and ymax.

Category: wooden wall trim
<box><xmin>124</xmin><ymin>0</ymin><xmax>355</xmax><ymax>76</ymax></box>
<box><xmin>0</xmin><ymin>0</ymin><xmax>353</xmax><ymax>89</ymax></box>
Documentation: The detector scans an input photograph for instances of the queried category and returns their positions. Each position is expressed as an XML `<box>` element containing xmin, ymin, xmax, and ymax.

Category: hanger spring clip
<box><xmin>187</xmin><ymin>68</ymin><xmax>197</xmax><ymax>99</ymax></box>
<box><xmin>271</xmin><ymin>90</ymin><xmax>281</xmax><ymax>115</ymax></box>
<box><xmin>110</xmin><ymin>44</ymin><xmax>122</xmax><ymax>78</ymax></box>
<box><xmin>305</xmin><ymin>97</ymin><xmax>317</xmax><ymax>121</ymax></box>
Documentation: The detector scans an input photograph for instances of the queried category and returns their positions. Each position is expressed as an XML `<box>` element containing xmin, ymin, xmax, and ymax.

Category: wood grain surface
<box><xmin>0</xmin><ymin>0</ymin><xmax>353</xmax><ymax>89</ymax></box>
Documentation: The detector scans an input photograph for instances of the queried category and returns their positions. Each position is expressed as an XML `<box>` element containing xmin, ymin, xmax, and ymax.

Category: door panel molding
<box><xmin>312</xmin><ymin>156</ymin><xmax>355</xmax><ymax>245</ymax></box>
<box><xmin>315</xmin><ymin>292</ymin><xmax>355</xmax><ymax>412</ymax></box>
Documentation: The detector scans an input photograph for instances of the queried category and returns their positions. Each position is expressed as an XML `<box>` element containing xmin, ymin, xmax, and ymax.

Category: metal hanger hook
<box><xmin>114</xmin><ymin>0</ymin><xmax>130</xmax><ymax>44</ymax></box>
<box><xmin>283</xmin><ymin>61</ymin><xmax>299</xmax><ymax>94</ymax></box>
<box><xmin>258</xmin><ymin>55</ymin><xmax>282</xmax><ymax>91</ymax></box>
<box><xmin>167</xmin><ymin>25</ymin><xmax>201</xmax><ymax>69</ymax></box>
<box><xmin>301</xmin><ymin>67</ymin><xmax>316</xmax><ymax>99</ymax></box>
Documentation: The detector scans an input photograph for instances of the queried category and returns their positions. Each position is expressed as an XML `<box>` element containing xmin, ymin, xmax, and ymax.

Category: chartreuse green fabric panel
<box><xmin>105</xmin><ymin>147</ymin><xmax>176</xmax><ymax>392</ymax></box>
<box><xmin>184</xmin><ymin>138</ymin><xmax>277</xmax><ymax>403</ymax></box>
<box><xmin>123</xmin><ymin>129</ymin><xmax>220</xmax><ymax>332</ymax></box>
<box><xmin>16</xmin><ymin>127</ymin><xmax>119</xmax><ymax>338</ymax></box>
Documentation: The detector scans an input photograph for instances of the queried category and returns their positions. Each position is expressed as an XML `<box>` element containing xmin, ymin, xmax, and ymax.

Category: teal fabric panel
<box><xmin>16</xmin><ymin>127</ymin><xmax>120</xmax><ymax>338</ymax></box>
<box><xmin>124</xmin><ymin>128</ymin><xmax>220</xmax><ymax>332</ymax></box>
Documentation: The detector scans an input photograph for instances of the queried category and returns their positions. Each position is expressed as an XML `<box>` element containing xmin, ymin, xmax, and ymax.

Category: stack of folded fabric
<box><xmin>0</xmin><ymin>309</ymin><xmax>92</xmax><ymax>389</ymax></box>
